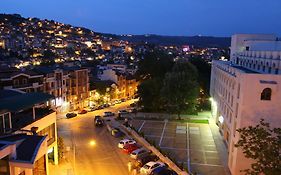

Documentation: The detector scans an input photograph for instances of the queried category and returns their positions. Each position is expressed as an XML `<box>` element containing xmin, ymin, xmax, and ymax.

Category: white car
<box><xmin>130</xmin><ymin>148</ymin><xmax>150</xmax><ymax>159</ymax></box>
<box><xmin>140</xmin><ymin>161</ymin><xmax>165</xmax><ymax>174</ymax></box>
<box><xmin>118</xmin><ymin>139</ymin><xmax>136</xmax><ymax>149</ymax></box>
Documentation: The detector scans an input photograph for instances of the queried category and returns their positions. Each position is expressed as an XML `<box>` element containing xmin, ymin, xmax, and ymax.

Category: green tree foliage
<box><xmin>137</xmin><ymin>51</ymin><xmax>174</xmax><ymax>111</ymax></box>
<box><xmin>136</xmin><ymin>50</ymin><xmax>174</xmax><ymax>80</ymax></box>
<box><xmin>58</xmin><ymin>137</ymin><xmax>65</xmax><ymax>161</ymax></box>
<box><xmin>137</xmin><ymin>78</ymin><xmax>163</xmax><ymax>112</ymax></box>
<box><xmin>189</xmin><ymin>57</ymin><xmax>211</xmax><ymax>94</ymax></box>
<box><xmin>235</xmin><ymin>119</ymin><xmax>281</xmax><ymax>175</ymax></box>
<box><xmin>161</xmin><ymin>62</ymin><xmax>199</xmax><ymax>118</ymax></box>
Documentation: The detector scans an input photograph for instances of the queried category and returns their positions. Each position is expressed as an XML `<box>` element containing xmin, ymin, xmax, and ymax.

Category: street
<box><xmin>52</xmin><ymin>100</ymin><xmax>136</xmax><ymax>175</ymax></box>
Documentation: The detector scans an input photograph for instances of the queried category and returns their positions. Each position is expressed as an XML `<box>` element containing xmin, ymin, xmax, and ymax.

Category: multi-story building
<box><xmin>34</xmin><ymin>67</ymin><xmax>70</xmax><ymax>112</ymax></box>
<box><xmin>98</xmin><ymin>68</ymin><xmax>138</xmax><ymax>99</ymax></box>
<box><xmin>0</xmin><ymin>68</ymin><xmax>43</xmax><ymax>93</ymax></box>
<box><xmin>210</xmin><ymin>34</ymin><xmax>281</xmax><ymax>175</ymax></box>
<box><xmin>0</xmin><ymin>91</ymin><xmax>59</xmax><ymax>175</ymax></box>
<box><xmin>64</xmin><ymin>67</ymin><xmax>89</xmax><ymax>110</ymax></box>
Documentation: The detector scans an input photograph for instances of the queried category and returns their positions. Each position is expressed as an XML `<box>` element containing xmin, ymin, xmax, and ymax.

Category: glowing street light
<box><xmin>89</xmin><ymin>140</ymin><xmax>96</xmax><ymax>146</ymax></box>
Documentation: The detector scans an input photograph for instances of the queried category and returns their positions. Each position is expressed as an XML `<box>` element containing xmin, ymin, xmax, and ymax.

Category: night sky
<box><xmin>1</xmin><ymin>0</ymin><xmax>281</xmax><ymax>37</ymax></box>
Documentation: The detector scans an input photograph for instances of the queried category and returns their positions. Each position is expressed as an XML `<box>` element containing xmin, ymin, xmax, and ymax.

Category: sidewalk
<box><xmin>49</xmin><ymin>152</ymin><xmax>74</xmax><ymax>175</ymax></box>
<box><xmin>208</xmin><ymin>117</ymin><xmax>231</xmax><ymax>175</ymax></box>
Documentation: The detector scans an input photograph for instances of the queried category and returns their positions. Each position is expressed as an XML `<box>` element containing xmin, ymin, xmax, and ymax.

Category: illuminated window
<box><xmin>261</xmin><ymin>88</ymin><xmax>272</xmax><ymax>101</ymax></box>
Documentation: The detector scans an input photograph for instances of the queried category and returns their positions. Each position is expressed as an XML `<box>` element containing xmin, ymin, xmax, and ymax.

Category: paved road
<box><xmin>54</xmin><ymin>100</ymin><xmax>136</xmax><ymax>175</ymax></box>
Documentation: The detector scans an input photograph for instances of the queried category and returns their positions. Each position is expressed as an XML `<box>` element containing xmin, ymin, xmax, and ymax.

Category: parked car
<box><xmin>88</xmin><ymin>106</ymin><xmax>97</xmax><ymax>111</ymax></box>
<box><xmin>94</xmin><ymin>115</ymin><xmax>101</xmax><ymax>120</ymax></box>
<box><xmin>135</xmin><ymin>154</ymin><xmax>159</xmax><ymax>168</ymax></box>
<box><xmin>97</xmin><ymin>105</ymin><xmax>104</xmax><ymax>110</ymax></box>
<box><xmin>66</xmin><ymin>113</ymin><xmax>77</xmax><ymax>119</ymax></box>
<box><xmin>95</xmin><ymin>118</ymin><xmax>104</xmax><ymax>127</ymax></box>
<box><xmin>104</xmin><ymin>111</ymin><xmax>115</xmax><ymax>117</ymax></box>
<box><xmin>94</xmin><ymin>115</ymin><xmax>103</xmax><ymax>126</ymax></box>
<box><xmin>111</xmin><ymin>128</ymin><xmax>124</xmax><ymax>137</ymax></box>
<box><xmin>118</xmin><ymin>139</ymin><xmax>136</xmax><ymax>149</ymax></box>
<box><xmin>104</xmin><ymin>104</ymin><xmax>110</xmax><ymax>108</ymax></box>
<box><xmin>151</xmin><ymin>167</ymin><xmax>177</xmax><ymax>175</ymax></box>
<box><xmin>123</xmin><ymin>143</ymin><xmax>140</xmax><ymax>154</ymax></box>
<box><xmin>118</xmin><ymin>110</ymin><xmax>128</xmax><ymax>115</ymax></box>
<box><xmin>121</xmin><ymin>98</ymin><xmax>126</xmax><ymax>102</ymax></box>
<box><xmin>140</xmin><ymin>161</ymin><xmax>165</xmax><ymax>174</ymax></box>
<box><xmin>78</xmin><ymin>109</ymin><xmax>87</xmax><ymax>114</ymax></box>
<box><xmin>130</xmin><ymin>148</ymin><xmax>151</xmax><ymax>159</ymax></box>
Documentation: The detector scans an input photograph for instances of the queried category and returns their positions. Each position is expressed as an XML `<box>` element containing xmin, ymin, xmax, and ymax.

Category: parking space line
<box><xmin>191</xmin><ymin>162</ymin><xmax>224</xmax><ymax>167</ymax></box>
<box><xmin>146</xmin><ymin>135</ymin><xmax>174</xmax><ymax>138</ymax></box>
<box><xmin>158</xmin><ymin>120</ymin><xmax>168</xmax><ymax>146</ymax></box>
<box><xmin>138</xmin><ymin>121</ymin><xmax>146</xmax><ymax>132</ymax></box>
<box><xmin>160</xmin><ymin>146</ymin><xmax>221</xmax><ymax>153</ymax></box>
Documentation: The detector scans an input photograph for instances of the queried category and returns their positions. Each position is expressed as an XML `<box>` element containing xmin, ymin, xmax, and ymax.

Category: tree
<box><xmin>189</xmin><ymin>57</ymin><xmax>211</xmax><ymax>94</ymax></box>
<box><xmin>58</xmin><ymin>137</ymin><xmax>65</xmax><ymax>162</ymax></box>
<box><xmin>137</xmin><ymin>78</ymin><xmax>163</xmax><ymax>112</ymax></box>
<box><xmin>161</xmin><ymin>61</ymin><xmax>199</xmax><ymax>118</ymax></box>
<box><xmin>235</xmin><ymin>119</ymin><xmax>281</xmax><ymax>175</ymax></box>
<box><xmin>136</xmin><ymin>50</ymin><xmax>174</xmax><ymax>80</ymax></box>
<box><xmin>136</xmin><ymin>50</ymin><xmax>174</xmax><ymax>111</ymax></box>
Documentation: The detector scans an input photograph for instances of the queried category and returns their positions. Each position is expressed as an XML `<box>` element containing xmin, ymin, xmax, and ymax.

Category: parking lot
<box><xmin>131</xmin><ymin>119</ymin><xmax>229</xmax><ymax>175</ymax></box>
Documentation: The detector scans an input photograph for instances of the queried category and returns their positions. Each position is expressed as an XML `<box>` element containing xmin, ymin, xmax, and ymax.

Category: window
<box><xmin>22</xmin><ymin>78</ymin><xmax>27</xmax><ymax>84</ymax></box>
<box><xmin>261</xmin><ymin>88</ymin><xmax>272</xmax><ymax>101</ymax></box>
<box><xmin>38</xmin><ymin>123</ymin><xmax>56</xmax><ymax>146</ymax></box>
<box><xmin>13</xmin><ymin>79</ymin><xmax>19</xmax><ymax>86</ymax></box>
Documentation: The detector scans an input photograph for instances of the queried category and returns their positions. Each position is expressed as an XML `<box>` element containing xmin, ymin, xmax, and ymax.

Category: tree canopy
<box><xmin>161</xmin><ymin>61</ymin><xmax>199</xmax><ymax>117</ymax></box>
<box><xmin>235</xmin><ymin>119</ymin><xmax>281</xmax><ymax>175</ymax></box>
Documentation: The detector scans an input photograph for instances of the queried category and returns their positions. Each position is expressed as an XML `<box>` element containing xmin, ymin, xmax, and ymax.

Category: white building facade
<box><xmin>210</xmin><ymin>34</ymin><xmax>281</xmax><ymax>175</ymax></box>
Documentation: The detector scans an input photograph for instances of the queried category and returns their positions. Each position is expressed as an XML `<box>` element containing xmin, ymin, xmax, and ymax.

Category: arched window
<box><xmin>261</xmin><ymin>88</ymin><xmax>272</xmax><ymax>100</ymax></box>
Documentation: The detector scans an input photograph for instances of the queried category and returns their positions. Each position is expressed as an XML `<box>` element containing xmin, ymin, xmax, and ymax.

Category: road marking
<box><xmin>138</xmin><ymin>121</ymin><xmax>145</xmax><ymax>132</ymax></box>
<box><xmin>158</xmin><ymin>120</ymin><xmax>168</xmax><ymax>146</ymax></box>
<box><xmin>190</xmin><ymin>162</ymin><xmax>224</xmax><ymax>167</ymax></box>
<box><xmin>146</xmin><ymin>135</ymin><xmax>174</xmax><ymax>138</ymax></box>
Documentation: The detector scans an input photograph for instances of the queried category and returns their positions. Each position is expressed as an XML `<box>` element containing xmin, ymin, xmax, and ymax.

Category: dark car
<box><xmin>95</xmin><ymin>118</ymin><xmax>104</xmax><ymax>127</ymax></box>
<box><xmin>111</xmin><ymin>128</ymin><xmax>124</xmax><ymax>137</ymax></box>
<box><xmin>97</xmin><ymin>105</ymin><xmax>104</xmax><ymax>110</ymax></box>
<box><xmin>151</xmin><ymin>167</ymin><xmax>177</xmax><ymax>175</ymax></box>
<box><xmin>104</xmin><ymin>104</ymin><xmax>110</xmax><ymax>108</ymax></box>
<box><xmin>104</xmin><ymin>111</ymin><xmax>115</xmax><ymax>117</ymax></box>
<box><xmin>94</xmin><ymin>115</ymin><xmax>101</xmax><ymax>120</ymax></box>
<box><xmin>66</xmin><ymin>113</ymin><xmax>77</xmax><ymax>119</ymax></box>
<box><xmin>135</xmin><ymin>154</ymin><xmax>159</xmax><ymax>168</ymax></box>
<box><xmin>78</xmin><ymin>109</ymin><xmax>87</xmax><ymax>114</ymax></box>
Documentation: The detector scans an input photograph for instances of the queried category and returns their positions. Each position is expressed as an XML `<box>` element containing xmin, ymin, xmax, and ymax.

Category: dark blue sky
<box><xmin>1</xmin><ymin>0</ymin><xmax>281</xmax><ymax>37</ymax></box>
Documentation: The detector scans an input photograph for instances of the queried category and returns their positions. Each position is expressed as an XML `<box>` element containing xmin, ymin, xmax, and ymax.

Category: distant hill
<box><xmin>118</xmin><ymin>35</ymin><xmax>231</xmax><ymax>48</ymax></box>
<box><xmin>99</xmin><ymin>33</ymin><xmax>231</xmax><ymax>48</ymax></box>
<box><xmin>1</xmin><ymin>13</ymin><xmax>230</xmax><ymax>48</ymax></box>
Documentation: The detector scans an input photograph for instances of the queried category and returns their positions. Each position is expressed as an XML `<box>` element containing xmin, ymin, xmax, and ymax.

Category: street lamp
<box><xmin>89</xmin><ymin>140</ymin><xmax>96</xmax><ymax>146</ymax></box>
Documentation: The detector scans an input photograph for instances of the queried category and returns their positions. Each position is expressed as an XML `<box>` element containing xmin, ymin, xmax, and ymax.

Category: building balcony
<box><xmin>11</xmin><ymin>107</ymin><xmax>55</xmax><ymax>133</ymax></box>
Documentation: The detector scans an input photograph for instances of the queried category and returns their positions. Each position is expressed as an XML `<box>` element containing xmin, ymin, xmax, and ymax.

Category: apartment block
<box><xmin>210</xmin><ymin>34</ymin><xmax>281</xmax><ymax>175</ymax></box>
<box><xmin>0</xmin><ymin>91</ymin><xmax>59</xmax><ymax>175</ymax></box>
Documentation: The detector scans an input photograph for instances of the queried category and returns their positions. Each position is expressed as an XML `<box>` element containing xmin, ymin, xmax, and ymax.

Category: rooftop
<box><xmin>0</xmin><ymin>92</ymin><xmax>54</xmax><ymax>112</ymax></box>
<box><xmin>0</xmin><ymin>134</ymin><xmax>46</xmax><ymax>163</ymax></box>
<box><xmin>231</xmin><ymin>65</ymin><xmax>259</xmax><ymax>74</ymax></box>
